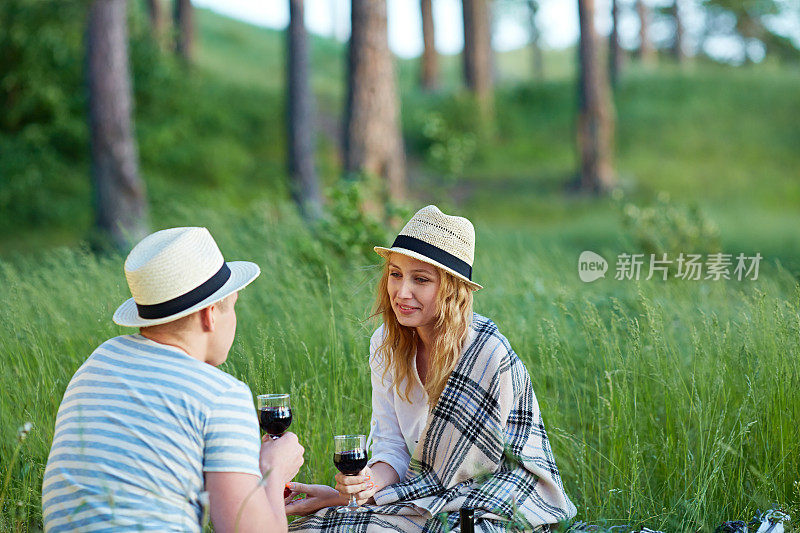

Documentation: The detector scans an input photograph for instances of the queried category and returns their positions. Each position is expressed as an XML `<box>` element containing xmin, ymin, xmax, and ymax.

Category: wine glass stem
<box><xmin>349</xmin><ymin>495</ymin><xmax>358</xmax><ymax>508</ymax></box>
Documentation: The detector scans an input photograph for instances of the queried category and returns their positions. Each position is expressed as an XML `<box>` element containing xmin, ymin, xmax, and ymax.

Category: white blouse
<box><xmin>366</xmin><ymin>324</ymin><xmax>429</xmax><ymax>480</ymax></box>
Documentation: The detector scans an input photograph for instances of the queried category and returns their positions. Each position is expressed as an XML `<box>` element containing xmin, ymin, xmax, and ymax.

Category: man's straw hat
<box><xmin>374</xmin><ymin>205</ymin><xmax>482</xmax><ymax>290</ymax></box>
<box><xmin>113</xmin><ymin>227</ymin><xmax>260</xmax><ymax>327</ymax></box>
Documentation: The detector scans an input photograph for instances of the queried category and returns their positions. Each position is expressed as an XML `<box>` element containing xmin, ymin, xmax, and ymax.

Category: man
<box><xmin>42</xmin><ymin>227</ymin><xmax>303</xmax><ymax>532</ymax></box>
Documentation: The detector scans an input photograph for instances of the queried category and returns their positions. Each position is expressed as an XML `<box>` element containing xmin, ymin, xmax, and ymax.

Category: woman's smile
<box><xmin>395</xmin><ymin>302</ymin><xmax>420</xmax><ymax>315</ymax></box>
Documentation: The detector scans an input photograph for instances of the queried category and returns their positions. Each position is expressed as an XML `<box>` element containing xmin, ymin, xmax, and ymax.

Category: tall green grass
<box><xmin>1</xmin><ymin>202</ymin><xmax>798</xmax><ymax>530</ymax></box>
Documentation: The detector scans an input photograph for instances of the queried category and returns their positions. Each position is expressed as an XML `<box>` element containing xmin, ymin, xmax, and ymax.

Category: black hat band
<box><xmin>391</xmin><ymin>235</ymin><xmax>472</xmax><ymax>280</ymax></box>
<box><xmin>136</xmin><ymin>263</ymin><xmax>232</xmax><ymax>320</ymax></box>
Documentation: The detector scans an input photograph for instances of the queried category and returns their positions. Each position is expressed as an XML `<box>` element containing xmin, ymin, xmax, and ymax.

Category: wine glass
<box><xmin>333</xmin><ymin>434</ymin><xmax>368</xmax><ymax>513</ymax></box>
<box><xmin>257</xmin><ymin>394</ymin><xmax>292</xmax><ymax>439</ymax></box>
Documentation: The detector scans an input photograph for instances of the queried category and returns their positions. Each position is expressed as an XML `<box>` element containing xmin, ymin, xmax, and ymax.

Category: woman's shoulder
<box><xmin>369</xmin><ymin>323</ymin><xmax>386</xmax><ymax>349</ymax></box>
<box><xmin>368</xmin><ymin>323</ymin><xmax>387</xmax><ymax>369</ymax></box>
<box><xmin>469</xmin><ymin>313</ymin><xmax>511</xmax><ymax>350</ymax></box>
<box><xmin>467</xmin><ymin>313</ymin><xmax>522</xmax><ymax>368</ymax></box>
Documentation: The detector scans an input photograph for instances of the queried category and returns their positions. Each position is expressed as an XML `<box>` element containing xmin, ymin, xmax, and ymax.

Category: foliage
<box><xmin>316</xmin><ymin>175</ymin><xmax>390</xmax><ymax>264</ymax></box>
<box><xmin>418</xmin><ymin>111</ymin><xmax>477</xmax><ymax>183</ymax></box>
<box><xmin>0</xmin><ymin>0</ymin><xmax>90</xmax><ymax>231</ymax></box>
<box><xmin>403</xmin><ymin>91</ymin><xmax>484</xmax><ymax>158</ymax></box>
<box><xmin>701</xmin><ymin>0</ymin><xmax>800</xmax><ymax>63</ymax></box>
<box><xmin>0</xmin><ymin>0</ymin><xmax>89</xmax><ymax>133</ymax></box>
<box><xmin>617</xmin><ymin>191</ymin><xmax>721</xmax><ymax>258</ymax></box>
<box><xmin>0</xmin><ymin>3</ymin><xmax>290</xmax><ymax>238</ymax></box>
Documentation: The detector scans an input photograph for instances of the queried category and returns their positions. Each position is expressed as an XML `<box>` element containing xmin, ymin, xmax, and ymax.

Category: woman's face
<box><xmin>387</xmin><ymin>253</ymin><xmax>441</xmax><ymax>331</ymax></box>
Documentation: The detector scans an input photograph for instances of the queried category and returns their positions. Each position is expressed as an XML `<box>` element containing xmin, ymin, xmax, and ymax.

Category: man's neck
<box><xmin>139</xmin><ymin>330</ymin><xmax>207</xmax><ymax>363</ymax></box>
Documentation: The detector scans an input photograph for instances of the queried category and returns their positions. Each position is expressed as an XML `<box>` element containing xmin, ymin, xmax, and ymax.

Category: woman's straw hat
<box><xmin>113</xmin><ymin>227</ymin><xmax>260</xmax><ymax>327</ymax></box>
<box><xmin>374</xmin><ymin>205</ymin><xmax>482</xmax><ymax>290</ymax></box>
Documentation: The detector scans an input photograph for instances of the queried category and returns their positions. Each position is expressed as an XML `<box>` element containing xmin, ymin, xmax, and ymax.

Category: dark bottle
<box><xmin>259</xmin><ymin>407</ymin><xmax>292</xmax><ymax>436</ymax></box>
<box><xmin>333</xmin><ymin>449</ymin><xmax>368</xmax><ymax>475</ymax></box>
<box><xmin>460</xmin><ymin>507</ymin><xmax>475</xmax><ymax>533</ymax></box>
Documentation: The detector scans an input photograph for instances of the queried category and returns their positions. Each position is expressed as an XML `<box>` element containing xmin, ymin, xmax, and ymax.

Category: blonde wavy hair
<box><xmin>373</xmin><ymin>255</ymin><xmax>474</xmax><ymax>408</ymax></box>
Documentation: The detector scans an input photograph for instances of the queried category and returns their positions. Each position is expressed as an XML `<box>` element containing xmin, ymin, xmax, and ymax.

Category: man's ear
<box><xmin>199</xmin><ymin>305</ymin><xmax>215</xmax><ymax>332</ymax></box>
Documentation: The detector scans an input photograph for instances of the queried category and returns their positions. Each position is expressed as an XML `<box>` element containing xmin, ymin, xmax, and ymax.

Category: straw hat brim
<box><xmin>374</xmin><ymin>246</ymin><xmax>482</xmax><ymax>291</ymax></box>
<box><xmin>112</xmin><ymin>261</ymin><xmax>261</xmax><ymax>327</ymax></box>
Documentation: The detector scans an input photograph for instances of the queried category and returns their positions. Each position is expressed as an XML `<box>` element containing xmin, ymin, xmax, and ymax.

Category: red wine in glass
<box><xmin>333</xmin><ymin>449</ymin><xmax>368</xmax><ymax>475</ymax></box>
<box><xmin>259</xmin><ymin>407</ymin><xmax>292</xmax><ymax>436</ymax></box>
<box><xmin>257</xmin><ymin>394</ymin><xmax>291</xmax><ymax>439</ymax></box>
<box><xmin>333</xmin><ymin>434</ymin><xmax>368</xmax><ymax>513</ymax></box>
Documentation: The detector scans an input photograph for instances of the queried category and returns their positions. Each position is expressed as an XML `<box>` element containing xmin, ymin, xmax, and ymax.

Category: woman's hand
<box><xmin>283</xmin><ymin>482</ymin><xmax>342</xmax><ymax>516</ymax></box>
<box><xmin>334</xmin><ymin>465</ymin><xmax>379</xmax><ymax>505</ymax></box>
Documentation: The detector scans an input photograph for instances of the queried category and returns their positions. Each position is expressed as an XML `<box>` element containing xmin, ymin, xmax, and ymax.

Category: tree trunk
<box><xmin>420</xmin><ymin>0</ymin><xmax>438</xmax><ymax>91</ymax></box>
<box><xmin>287</xmin><ymin>0</ymin><xmax>322</xmax><ymax>221</ymax></box>
<box><xmin>577</xmin><ymin>0</ymin><xmax>616</xmax><ymax>194</ymax></box>
<box><xmin>462</xmin><ymin>0</ymin><xmax>493</xmax><ymax>117</ymax></box>
<box><xmin>672</xmin><ymin>0</ymin><xmax>685</xmax><ymax>64</ymax></box>
<box><xmin>609</xmin><ymin>0</ymin><xmax>622</xmax><ymax>87</ymax></box>
<box><xmin>636</xmin><ymin>0</ymin><xmax>656</xmax><ymax>66</ymax></box>
<box><xmin>344</xmin><ymin>0</ymin><xmax>406</xmax><ymax>205</ymax></box>
<box><xmin>87</xmin><ymin>0</ymin><xmax>148</xmax><ymax>248</ymax></box>
<box><xmin>174</xmin><ymin>0</ymin><xmax>194</xmax><ymax>63</ymax></box>
<box><xmin>145</xmin><ymin>0</ymin><xmax>167</xmax><ymax>49</ymax></box>
<box><xmin>527</xmin><ymin>0</ymin><xmax>544</xmax><ymax>80</ymax></box>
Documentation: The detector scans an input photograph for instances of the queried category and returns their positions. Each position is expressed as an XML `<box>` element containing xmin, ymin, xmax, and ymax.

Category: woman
<box><xmin>287</xmin><ymin>206</ymin><xmax>576</xmax><ymax>532</ymax></box>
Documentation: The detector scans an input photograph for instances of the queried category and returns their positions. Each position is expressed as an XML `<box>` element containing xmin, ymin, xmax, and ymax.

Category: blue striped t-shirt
<box><xmin>42</xmin><ymin>334</ymin><xmax>262</xmax><ymax>532</ymax></box>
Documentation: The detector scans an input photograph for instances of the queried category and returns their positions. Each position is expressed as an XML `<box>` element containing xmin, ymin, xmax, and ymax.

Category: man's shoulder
<box><xmin>86</xmin><ymin>334</ymin><xmax>250</xmax><ymax>397</ymax></box>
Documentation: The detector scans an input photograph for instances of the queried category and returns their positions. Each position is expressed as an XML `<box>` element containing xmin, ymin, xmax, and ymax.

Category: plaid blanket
<box><xmin>290</xmin><ymin>314</ymin><xmax>576</xmax><ymax>532</ymax></box>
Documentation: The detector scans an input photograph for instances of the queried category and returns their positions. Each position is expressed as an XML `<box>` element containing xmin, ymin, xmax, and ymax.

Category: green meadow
<box><xmin>1</xmin><ymin>7</ymin><xmax>799</xmax><ymax>531</ymax></box>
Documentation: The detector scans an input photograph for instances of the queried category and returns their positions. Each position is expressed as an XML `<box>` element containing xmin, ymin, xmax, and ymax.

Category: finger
<box><xmin>281</xmin><ymin>431</ymin><xmax>299</xmax><ymax>444</ymax></box>
<box><xmin>285</xmin><ymin>500</ymin><xmax>311</xmax><ymax>517</ymax></box>
<box><xmin>338</xmin><ymin>482</ymin><xmax>371</xmax><ymax>495</ymax></box>
<box><xmin>355</xmin><ymin>483</ymin><xmax>377</xmax><ymax>500</ymax></box>
<box><xmin>287</xmin><ymin>482</ymin><xmax>314</xmax><ymax>493</ymax></box>
<box><xmin>285</xmin><ymin>492</ymin><xmax>305</xmax><ymax>505</ymax></box>
<box><xmin>338</xmin><ymin>474</ymin><xmax>368</xmax><ymax>485</ymax></box>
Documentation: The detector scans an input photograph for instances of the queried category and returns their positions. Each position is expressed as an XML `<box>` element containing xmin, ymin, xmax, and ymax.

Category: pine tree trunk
<box><xmin>609</xmin><ymin>0</ymin><xmax>622</xmax><ymax>87</ymax></box>
<box><xmin>577</xmin><ymin>0</ymin><xmax>616</xmax><ymax>194</ymax></box>
<box><xmin>528</xmin><ymin>0</ymin><xmax>544</xmax><ymax>80</ymax></box>
<box><xmin>146</xmin><ymin>0</ymin><xmax>167</xmax><ymax>48</ymax></box>
<box><xmin>175</xmin><ymin>0</ymin><xmax>194</xmax><ymax>63</ymax></box>
<box><xmin>672</xmin><ymin>0</ymin><xmax>685</xmax><ymax>64</ymax></box>
<box><xmin>344</xmin><ymin>0</ymin><xmax>406</xmax><ymax>205</ymax></box>
<box><xmin>87</xmin><ymin>0</ymin><xmax>148</xmax><ymax>248</ymax></box>
<box><xmin>420</xmin><ymin>0</ymin><xmax>438</xmax><ymax>91</ymax></box>
<box><xmin>636</xmin><ymin>0</ymin><xmax>656</xmax><ymax>66</ymax></box>
<box><xmin>462</xmin><ymin>0</ymin><xmax>493</xmax><ymax>117</ymax></box>
<box><xmin>287</xmin><ymin>0</ymin><xmax>322</xmax><ymax>221</ymax></box>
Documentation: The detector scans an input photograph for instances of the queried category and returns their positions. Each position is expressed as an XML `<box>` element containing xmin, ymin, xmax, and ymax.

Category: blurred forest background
<box><xmin>1</xmin><ymin>0</ymin><xmax>799</xmax><ymax>258</ymax></box>
<box><xmin>1</xmin><ymin>0</ymin><xmax>799</xmax><ymax>531</ymax></box>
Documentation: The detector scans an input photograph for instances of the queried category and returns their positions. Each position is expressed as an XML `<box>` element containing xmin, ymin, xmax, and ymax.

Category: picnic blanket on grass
<box><xmin>290</xmin><ymin>314</ymin><xmax>576</xmax><ymax>532</ymax></box>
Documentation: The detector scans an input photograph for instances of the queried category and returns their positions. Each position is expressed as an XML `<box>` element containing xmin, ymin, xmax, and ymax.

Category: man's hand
<box><xmin>283</xmin><ymin>482</ymin><xmax>343</xmax><ymax>516</ymax></box>
<box><xmin>334</xmin><ymin>465</ymin><xmax>379</xmax><ymax>505</ymax></box>
<box><xmin>260</xmin><ymin>432</ymin><xmax>304</xmax><ymax>485</ymax></box>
